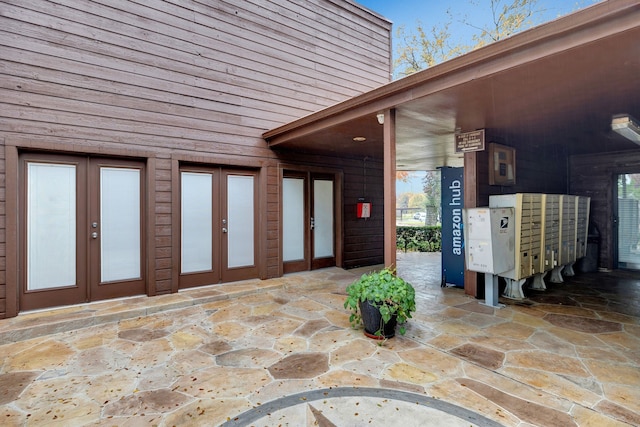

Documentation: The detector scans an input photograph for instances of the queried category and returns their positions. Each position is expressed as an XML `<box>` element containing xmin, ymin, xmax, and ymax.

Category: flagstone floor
<box><xmin>0</xmin><ymin>252</ymin><xmax>639</xmax><ymax>426</ymax></box>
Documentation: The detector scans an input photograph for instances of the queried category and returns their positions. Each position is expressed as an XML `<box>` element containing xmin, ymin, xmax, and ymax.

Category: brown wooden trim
<box><xmin>310</xmin><ymin>173</ymin><xmax>338</xmax><ymax>270</ymax></box>
<box><xmin>279</xmin><ymin>164</ymin><xmax>344</xmax><ymax>272</ymax></box>
<box><xmin>146</xmin><ymin>157</ymin><xmax>157</xmax><ymax>296</ymax></box>
<box><xmin>278</xmin><ymin>162</ymin><xmax>343</xmax><ymax>175</ymax></box>
<box><xmin>277</xmin><ymin>167</ymin><xmax>286</xmax><ymax>277</ymax></box>
<box><xmin>335</xmin><ymin>170</ymin><xmax>344</xmax><ymax>268</ymax></box>
<box><xmin>19</xmin><ymin>153</ymin><xmax>89</xmax><ymax>310</ymax></box>
<box><xmin>5</xmin><ymin>136</ymin><xmax>155</xmax><ymax>159</ymax></box>
<box><xmin>258</xmin><ymin>165</ymin><xmax>268</xmax><ymax>280</ymax></box>
<box><xmin>221</xmin><ymin>169</ymin><xmax>260</xmax><ymax>283</ymax></box>
<box><xmin>170</xmin><ymin>159</ymin><xmax>181</xmax><ymax>294</ymax></box>
<box><xmin>175</xmin><ymin>165</ymin><xmax>222</xmax><ymax>289</ymax></box>
<box><xmin>5</xmin><ymin>145</ymin><xmax>18</xmax><ymax>318</ymax></box>
<box><xmin>383</xmin><ymin>108</ymin><xmax>396</xmax><ymax>268</ymax></box>
<box><xmin>281</xmin><ymin>171</ymin><xmax>308</xmax><ymax>275</ymax></box>
<box><xmin>171</xmin><ymin>152</ymin><xmax>267</xmax><ymax>169</ymax></box>
<box><xmin>88</xmin><ymin>157</ymin><xmax>146</xmax><ymax>301</ymax></box>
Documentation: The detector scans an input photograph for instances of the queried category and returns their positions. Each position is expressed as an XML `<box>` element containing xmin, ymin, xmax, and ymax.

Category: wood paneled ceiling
<box><xmin>264</xmin><ymin>1</ymin><xmax>640</xmax><ymax>171</ymax></box>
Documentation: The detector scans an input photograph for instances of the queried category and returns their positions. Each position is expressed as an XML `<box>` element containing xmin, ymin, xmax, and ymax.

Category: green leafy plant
<box><xmin>343</xmin><ymin>267</ymin><xmax>416</xmax><ymax>336</ymax></box>
<box><xmin>396</xmin><ymin>225</ymin><xmax>441</xmax><ymax>252</ymax></box>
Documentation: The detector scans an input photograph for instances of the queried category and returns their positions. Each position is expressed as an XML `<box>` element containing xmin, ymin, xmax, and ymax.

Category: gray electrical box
<box><xmin>464</xmin><ymin>207</ymin><xmax>516</xmax><ymax>274</ymax></box>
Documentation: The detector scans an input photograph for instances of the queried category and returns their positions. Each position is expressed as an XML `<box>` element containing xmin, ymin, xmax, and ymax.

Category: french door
<box><xmin>282</xmin><ymin>173</ymin><xmax>336</xmax><ymax>273</ymax></box>
<box><xmin>19</xmin><ymin>153</ymin><xmax>146</xmax><ymax>311</ymax></box>
<box><xmin>179</xmin><ymin>167</ymin><xmax>258</xmax><ymax>288</ymax></box>
<box><xmin>616</xmin><ymin>173</ymin><xmax>640</xmax><ymax>269</ymax></box>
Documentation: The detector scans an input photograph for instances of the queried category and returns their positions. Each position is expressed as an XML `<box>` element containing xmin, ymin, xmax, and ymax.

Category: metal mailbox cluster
<box><xmin>467</xmin><ymin>193</ymin><xmax>590</xmax><ymax>300</ymax></box>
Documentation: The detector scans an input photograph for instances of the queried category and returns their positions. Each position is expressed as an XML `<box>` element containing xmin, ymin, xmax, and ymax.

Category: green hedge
<box><xmin>396</xmin><ymin>226</ymin><xmax>442</xmax><ymax>252</ymax></box>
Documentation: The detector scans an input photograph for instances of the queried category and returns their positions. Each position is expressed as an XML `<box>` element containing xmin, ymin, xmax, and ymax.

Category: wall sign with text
<box><xmin>455</xmin><ymin>130</ymin><xmax>485</xmax><ymax>153</ymax></box>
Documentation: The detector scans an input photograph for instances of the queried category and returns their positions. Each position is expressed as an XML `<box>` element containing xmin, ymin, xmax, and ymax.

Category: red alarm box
<box><xmin>357</xmin><ymin>202</ymin><xmax>371</xmax><ymax>218</ymax></box>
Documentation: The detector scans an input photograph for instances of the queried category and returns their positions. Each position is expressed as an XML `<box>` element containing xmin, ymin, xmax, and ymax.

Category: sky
<box><xmin>357</xmin><ymin>0</ymin><xmax>601</xmax><ymax>65</ymax></box>
<box><xmin>355</xmin><ymin>0</ymin><xmax>600</xmax><ymax>194</ymax></box>
<box><xmin>357</xmin><ymin>0</ymin><xmax>600</xmax><ymax>40</ymax></box>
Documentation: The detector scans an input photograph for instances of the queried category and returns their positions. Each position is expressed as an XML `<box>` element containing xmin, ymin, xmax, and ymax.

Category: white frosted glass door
<box><xmin>27</xmin><ymin>163</ymin><xmax>76</xmax><ymax>290</ymax></box>
<box><xmin>313</xmin><ymin>179</ymin><xmax>334</xmax><ymax>258</ymax></box>
<box><xmin>283</xmin><ymin>178</ymin><xmax>305</xmax><ymax>262</ymax></box>
<box><xmin>181</xmin><ymin>172</ymin><xmax>213</xmax><ymax>273</ymax></box>
<box><xmin>227</xmin><ymin>175</ymin><xmax>254</xmax><ymax>268</ymax></box>
<box><xmin>100</xmin><ymin>167</ymin><xmax>141</xmax><ymax>282</ymax></box>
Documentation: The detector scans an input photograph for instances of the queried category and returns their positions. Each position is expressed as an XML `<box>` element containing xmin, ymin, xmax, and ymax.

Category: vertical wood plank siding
<box><xmin>479</xmin><ymin>133</ymin><xmax>568</xmax><ymax>207</ymax></box>
<box><xmin>570</xmin><ymin>149</ymin><xmax>640</xmax><ymax>270</ymax></box>
<box><xmin>467</xmin><ymin>134</ymin><xmax>571</xmax><ymax>298</ymax></box>
<box><xmin>0</xmin><ymin>0</ymin><xmax>392</xmax><ymax>317</ymax></box>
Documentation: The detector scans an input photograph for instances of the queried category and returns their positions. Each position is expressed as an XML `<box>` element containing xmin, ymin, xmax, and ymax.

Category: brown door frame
<box><xmin>18</xmin><ymin>153</ymin><xmax>88</xmax><ymax>311</ymax></box>
<box><xmin>310</xmin><ymin>173</ymin><xmax>337</xmax><ymax>270</ymax></box>
<box><xmin>177</xmin><ymin>166</ymin><xmax>221</xmax><ymax>289</ymax></box>
<box><xmin>17</xmin><ymin>153</ymin><xmax>147</xmax><ymax>311</ymax></box>
<box><xmin>177</xmin><ymin>165</ymin><xmax>260</xmax><ymax>288</ymax></box>
<box><xmin>280</xmin><ymin>167</ymin><xmax>342</xmax><ymax>274</ymax></box>
<box><xmin>282</xmin><ymin>172</ymin><xmax>310</xmax><ymax>274</ymax></box>
<box><xmin>221</xmin><ymin>169</ymin><xmax>260</xmax><ymax>282</ymax></box>
<box><xmin>88</xmin><ymin>157</ymin><xmax>147</xmax><ymax>301</ymax></box>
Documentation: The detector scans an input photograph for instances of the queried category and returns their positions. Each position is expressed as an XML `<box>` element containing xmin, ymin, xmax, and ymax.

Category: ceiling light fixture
<box><xmin>353</xmin><ymin>136</ymin><xmax>366</xmax><ymax>142</ymax></box>
<box><xmin>376</xmin><ymin>112</ymin><xmax>385</xmax><ymax>125</ymax></box>
<box><xmin>612</xmin><ymin>114</ymin><xmax>640</xmax><ymax>144</ymax></box>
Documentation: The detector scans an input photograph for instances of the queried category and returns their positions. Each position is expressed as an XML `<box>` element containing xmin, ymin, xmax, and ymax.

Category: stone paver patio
<box><xmin>0</xmin><ymin>252</ymin><xmax>639</xmax><ymax>426</ymax></box>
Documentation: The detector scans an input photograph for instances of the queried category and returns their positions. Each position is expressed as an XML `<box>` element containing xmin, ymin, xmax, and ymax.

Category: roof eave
<box><xmin>263</xmin><ymin>0</ymin><xmax>639</xmax><ymax>146</ymax></box>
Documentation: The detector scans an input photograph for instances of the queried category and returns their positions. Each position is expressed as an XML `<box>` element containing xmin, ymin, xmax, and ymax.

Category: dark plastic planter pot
<box><xmin>359</xmin><ymin>300</ymin><xmax>397</xmax><ymax>339</ymax></box>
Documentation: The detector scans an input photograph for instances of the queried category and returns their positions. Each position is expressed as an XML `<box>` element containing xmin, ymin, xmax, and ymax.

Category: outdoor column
<box><xmin>383</xmin><ymin>108</ymin><xmax>396</xmax><ymax>267</ymax></box>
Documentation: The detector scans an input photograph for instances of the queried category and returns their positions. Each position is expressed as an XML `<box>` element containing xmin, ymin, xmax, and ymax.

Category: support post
<box><xmin>383</xmin><ymin>109</ymin><xmax>396</xmax><ymax>268</ymax></box>
<box><xmin>483</xmin><ymin>273</ymin><xmax>504</xmax><ymax>308</ymax></box>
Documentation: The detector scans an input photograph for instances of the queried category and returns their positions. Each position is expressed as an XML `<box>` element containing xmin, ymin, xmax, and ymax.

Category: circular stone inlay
<box><xmin>220</xmin><ymin>387</ymin><xmax>503</xmax><ymax>427</ymax></box>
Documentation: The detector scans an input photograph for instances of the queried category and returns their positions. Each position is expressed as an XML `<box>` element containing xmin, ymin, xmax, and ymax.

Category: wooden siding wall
<box><xmin>343</xmin><ymin>158</ymin><xmax>385</xmax><ymax>268</ymax></box>
<box><xmin>480</xmin><ymin>134</ymin><xmax>569</xmax><ymax>205</ymax></box>
<box><xmin>465</xmin><ymin>134</ymin><xmax>569</xmax><ymax>298</ymax></box>
<box><xmin>272</xmin><ymin>151</ymin><xmax>385</xmax><ymax>270</ymax></box>
<box><xmin>0</xmin><ymin>0</ymin><xmax>392</xmax><ymax>317</ymax></box>
<box><xmin>570</xmin><ymin>148</ymin><xmax>640</xmax><ymax>270</ymax></box>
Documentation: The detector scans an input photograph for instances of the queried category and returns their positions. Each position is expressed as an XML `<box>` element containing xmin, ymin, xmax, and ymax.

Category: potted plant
<box><xmin>344</xmin><ymin>267</ymin><xmax>416</xmax><ymax>339</ymax></box>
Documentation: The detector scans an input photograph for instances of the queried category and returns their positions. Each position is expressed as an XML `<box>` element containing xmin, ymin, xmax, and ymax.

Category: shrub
<box><xmin>396</xmin><ymin>225</ymin><xmax>441</xmax><ymax>252</ymax></box>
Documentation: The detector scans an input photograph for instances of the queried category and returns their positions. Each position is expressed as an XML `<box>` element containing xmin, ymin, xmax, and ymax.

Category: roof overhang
<box><xmin>263</xmin><ymin>0</ymin><xmax>640</xmax><ymax>170</ymax></box>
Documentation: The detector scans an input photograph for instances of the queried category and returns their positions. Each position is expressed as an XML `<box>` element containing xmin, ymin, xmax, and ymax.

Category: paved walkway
<box><xmin>0</xmin><ymin>253</ymin><xmax>639</xmax><ymax>426</ymax></box>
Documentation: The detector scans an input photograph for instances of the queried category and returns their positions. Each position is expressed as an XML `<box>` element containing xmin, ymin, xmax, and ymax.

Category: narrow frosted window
<box><xmin>27</xmin><ymin>163</ymin><xmax>76</xmax><ymax>290</ymax></box>
<box><xmin>314</xmin><ymin>180</ymin><xmax>334</xmax><ymax>258</ymax></box>
<box><xmin>100</xmin><ymin>167</ymin><xmax>140</xmax><ymax>282</ymax></box>
<box><xmin>283</xmin><ymin>178</ymin><xmax>305</xmax><ymax>262</ymax></box>
<box><xmin>227</xmin><ymin>175</ymin><xmax>254</xmax><ymax>268</ymax></box>
<box><xmin>181</xmin><ymin>172</ymin><xmax>213</xmax><ymax>273</ymax></box>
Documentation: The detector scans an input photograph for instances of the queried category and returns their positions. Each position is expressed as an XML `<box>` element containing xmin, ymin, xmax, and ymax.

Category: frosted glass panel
<box><xmin>618</xmin><ymin>174</ymin><xmax>640</xmax><ymax>268</ymax></box>
<box><xmin>283</xmin><ymin>178</ymin><xmax>305</xmax><ymax>262</ymax></box>
<box><xmin>314</xmin><ymin>180</ymin><xmax>334</xmax><ymax>258</ymax></box>
<box><xmin>27</xmin><ymin>163</ymin><xmax>76</xmax><ymax>290</ymax></box>
<box><xmin>228</xmin><ymin>175</ymin><xmax>254</xmax><ymax>268</ymax></box>
<box><xmin>101</xmin><ymin>168</ymin><xmax>141</xmax><ymax>282</ymax></box>
<box><xmin>181</xmin><ymin>172</ymin><xmax>213</xmax><ymax>273</ymax></box>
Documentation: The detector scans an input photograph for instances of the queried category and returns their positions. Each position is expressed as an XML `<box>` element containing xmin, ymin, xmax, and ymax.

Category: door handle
<box><xmin>91</xmin><ymin>232</ymin><xmax>98</xmax><ymax>239</ymax></box>
<box><xmin>222</xmin><ymin>227</ymin><xmax>228</xmax><ymax>233</ymax></box>
<box><xmin>310</xmin><ymin>217</ymin><xmax>315</xmax><ymax>230</ymax></box>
